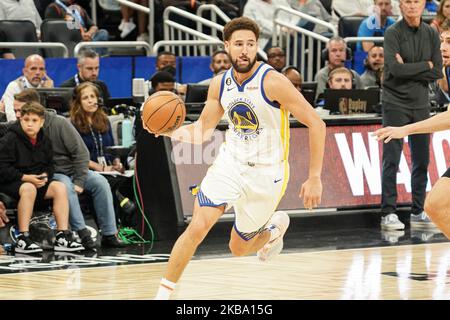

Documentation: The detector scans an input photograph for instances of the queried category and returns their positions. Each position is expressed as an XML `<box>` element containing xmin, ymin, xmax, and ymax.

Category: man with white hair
<box><xmin>0</xmin><ymin>54</ymin><xmax>53</xmax><ymax>122</ymax></box>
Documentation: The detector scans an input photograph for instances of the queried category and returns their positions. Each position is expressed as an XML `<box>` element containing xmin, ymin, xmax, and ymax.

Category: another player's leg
<box><xmin>424</xmin><ymin>176</ymin><xmax>450</xmax><ymax>239</ymax></box>
<box><xmin>154</xmin><ymin>197</ymin><xmax>225</xmax><ymax>300</ymax></box>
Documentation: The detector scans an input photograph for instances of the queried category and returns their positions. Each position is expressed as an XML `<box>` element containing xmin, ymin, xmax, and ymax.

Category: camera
<box><xmin>110</xmin><ymin>104</ymin><xmax>136</xmax><ymax>117</ymax></box>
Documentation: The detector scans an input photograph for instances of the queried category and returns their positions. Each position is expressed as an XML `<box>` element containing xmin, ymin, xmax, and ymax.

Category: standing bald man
<box><xmin>0</xmin><ymin>54</ymin><xmax>53</xmax><ymax>122</ymax></box>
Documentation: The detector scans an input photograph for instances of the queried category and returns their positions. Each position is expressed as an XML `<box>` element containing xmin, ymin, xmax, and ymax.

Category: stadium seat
<box><xmin>40</xmin><ymin>19</ymin><xmax>83</xmax><ymax>58</ymax></box>
<box><xmin>0</xmin><ymin>20</ymin><xmax>41</xmax><ymax>58</ymax></box>
<box><xmin>338</xmin><ymin>16</ymin><xmax>368</xmax><ymax>52</ymax></box>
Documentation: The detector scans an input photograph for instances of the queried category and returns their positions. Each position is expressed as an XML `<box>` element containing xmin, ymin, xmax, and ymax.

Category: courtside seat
<box><xmin>0</xmin><ymin>20</ymin><xmax>41</xmax><ymax>58</ymax></box>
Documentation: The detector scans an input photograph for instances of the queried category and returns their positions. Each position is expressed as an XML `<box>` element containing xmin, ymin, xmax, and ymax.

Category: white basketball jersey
<box><xmin>219</xmin><ymin>63</ymin><xmax>290</xmax><ymax>164</ymax></box>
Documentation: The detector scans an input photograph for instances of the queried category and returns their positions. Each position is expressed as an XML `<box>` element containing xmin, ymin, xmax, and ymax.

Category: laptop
<box><xmin>184</xmin><ymin>84</ymin><xmax>209</xmax><ymax>115</ymax></box>
<box><xmin>324</xmin><ymin>89</ymin><xmax>380</xmax><ymax>114</ymax></box>
<box><xmin>301</xmin><ymin>82</ymin><xmax>317</xmax><ymax>107</ymax></box>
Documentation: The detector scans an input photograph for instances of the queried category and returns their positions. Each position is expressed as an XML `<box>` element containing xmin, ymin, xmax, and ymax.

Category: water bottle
<box><xmin>121</xmin><ymin>116</ymin><xmax>133</xmax><ymax>147</ymax></box>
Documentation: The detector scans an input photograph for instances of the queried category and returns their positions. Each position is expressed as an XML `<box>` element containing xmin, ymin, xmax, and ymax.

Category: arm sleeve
<box><xmin>59</xmin><ymin>119</ymin><xmax>90</xmax><ymax>188</ymax></box>
<box><xmin>2</xmin><ymin>82</ymin><xmax>20</xmax><ymax>122</ymax></box>
<box><xmin>413</xmin><ymin>31</ymin><xmax>443</xmax><ymax>82</ymax></box>
<box><xmin>0</xmin><ymin>137</ymin><xmax>23</xmax><ymax>183</ymax></box>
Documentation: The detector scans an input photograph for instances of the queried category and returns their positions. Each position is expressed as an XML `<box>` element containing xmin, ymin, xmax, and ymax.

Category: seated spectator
<box><xmin>282</xmin><ymin>66</ymin><xmax>303</xmax><ymax>92</ymax></box>
<box><xmin>0</xmin><ymin>29</ymin><xmax>15</xmax><ymax>59</ymax></box>
<box><xmin>119</xmin><ymin>0</ymin><xmax>148</xmax><ymax>41</ymax></box>
<box><xmin>0</xmin><ymin>200</ymin><xmax>8</xmax><ymax>228</ymax></box>
<box><xmin>45</xmin><ymin>0</ymin><xmax>109</xmax><ymax>56</ymax></box>
<box><xmin>60</xmin><ymin>49</ymin><xmax>111</xmax><ymax>107</ymax></box>
<box><xmin>149</xmin><ymin>71</ymin><xmax>177</xmax><ymax>96</ymax></box>
<box><xmin>430</xmin><ymin>0</ymin><xmax>450</xmax><ymax>33</ymax></box>
<box><xmin>198</xmin><ymin>50</ymin><xmax>231</xmax><ymax>85</ymax></box>
<box><xmin>316</xmin><ymin>67</ymin><xmax>354</xmax><ymax>106</ymax></box>
<box><xmin>357</xmin><ymin>0</ymin><xmax>396</xmax><ymax>52</ymax></box>
<box><xmin>360</xmin><ymin>45</ymin><xmax>384</xmax><ymax>88</ymax></box>
<box><xmin>314</xmin><ymin>37</ymin><xmax>362</xmax><ymax>99</ymax></box>
<box><xmin>0</xmin><ymin>102</ymin><xmax>84</xmax><ymax>253</ymax></box>
<box><xmin>149</xmin><ymin>51</ymin><xmax>186</xmax><ymax>95</ymax></box>
<box><xmin>266</xmin><ymin>46</ymin><xmax>287</xmax><ymax>72</ymax></box>
<box><xmin>13</xmin><ymin>89</ymin><xmax>42</xmax><ymax>121</ymax></box>
<box><xmin>13</xmin><ymin>88</ymin><xmax>124</xmax><ymax>249</ymax></box>
<box><xmin>1</xmin><ymin>54</ymin><xmax>53</xmax><ymax>122</ymax></box>
<box><xmin>69</xmin><ymin>82</ymin><xmax>133</xmax><ymax>231</ymax></box>
<box><xmin>69</xmin><ymin>82</ymin><xmax>124</xmax><ymax>174</ymax></box>
<box><xmin>0</xmin><ymin>0</ymin><xmax>42</xmax><ymax>37</ymax></box>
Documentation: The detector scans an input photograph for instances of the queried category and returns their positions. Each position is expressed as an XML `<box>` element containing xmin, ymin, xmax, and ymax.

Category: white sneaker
<box><xmin>410</xmin><ymin>211</ymin><xmax>436</xmax><ymax>229</ymax></box>
<box><xmin>136</xmin><ymin>33</ymin><xmax>149</xmax><ymax>43</ymax></box>
<box><xmin>120</xmin><ymin>21</ymin><xmax>136</xmax><ymax>38</ymax></box>
<box><xmin>257</xmin><ymin>211</ymin><xmax>290</xmax><ymax>262</ymax></box>
<box><xmin>118</xmin><ymin>18</ymin><xmax>133</xmax><ymax>31</ymax></box>
<box><xmin>380</xmin><ymin>213</ymin><xmax>405</xmax><ymax>230</ymax></box>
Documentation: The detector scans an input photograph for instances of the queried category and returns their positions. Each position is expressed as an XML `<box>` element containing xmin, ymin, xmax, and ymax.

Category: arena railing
<box><xmin>152</xmin><ymin>39</ymin><xmax>224</xmax><ymax>55</ymax></box>
<box><xmin>196</xmin><ymin>4</ymin><xmax>231</xmax><ymax>40</ymax></box>
<box><xmin>273</xmin><ymin>6</ymin><xmax>338</xmax><ymax>82</ymax></box>
<box><xmin>162</xmin><ymin>5</ymin><xmax>267</xmax><ymax>60</ymax></box>
<box><xmin>0</xmin><ymin>42</ymin><xmax>69</xmax><ymax>58</ymax></box>
<box><xmin>74</xmin><ymin>41</ymin><xmax>152</xmax><ymax>57</ymax></box>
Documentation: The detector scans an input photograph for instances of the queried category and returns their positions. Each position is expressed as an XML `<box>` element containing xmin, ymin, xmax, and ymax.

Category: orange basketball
<box><xmin>141</xmin><ymin>91</ymin><xmax>186</xmax><ymax>134</ymax></box>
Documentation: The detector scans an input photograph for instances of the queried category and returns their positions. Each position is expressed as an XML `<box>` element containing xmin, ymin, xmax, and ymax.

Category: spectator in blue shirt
<box><xmin>357</xmin><ymin>0</ymin><xmax>396</xmax><ymax>52</ymax></box>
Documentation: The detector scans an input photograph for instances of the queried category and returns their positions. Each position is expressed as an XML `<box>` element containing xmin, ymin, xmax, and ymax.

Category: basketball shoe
<box><xmin>257</xmin><ymin>211</ymin><xmax>290</xmax><ymax>262</ymax></box>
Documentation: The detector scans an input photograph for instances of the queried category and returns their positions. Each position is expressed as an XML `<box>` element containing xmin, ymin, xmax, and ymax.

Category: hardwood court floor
<box><xmin>0</xmin><ymin>242</ymin><xmax>448</xmax><ymax>299</ymax></box>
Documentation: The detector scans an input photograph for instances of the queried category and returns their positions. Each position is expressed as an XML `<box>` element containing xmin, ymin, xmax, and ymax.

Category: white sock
<box><xmin>267</xmin><ymin>224</ymin><xmax>281</xmax><ymax>242</ymax></box>
<box><xmin>154</xmin><ymin>278</ymin><xmax>176</xmax><ymax>300</ymax></box>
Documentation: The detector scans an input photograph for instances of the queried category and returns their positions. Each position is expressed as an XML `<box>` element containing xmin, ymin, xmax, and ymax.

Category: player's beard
<box><xmin>231</xmin><ymin>55</ymin><xmax>256</xmax><ymax>73</ymax></box>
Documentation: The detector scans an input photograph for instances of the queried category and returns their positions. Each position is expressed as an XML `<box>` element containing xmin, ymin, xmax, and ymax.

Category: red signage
<box><xmin>172</xmin><ymin>125</ymin><xmax>450</xmax><ymax>216</ymax></box>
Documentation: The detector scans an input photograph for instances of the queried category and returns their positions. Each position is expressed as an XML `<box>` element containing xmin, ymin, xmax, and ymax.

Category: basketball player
<box><xmin>373</xmin><ymin>21</ymin><xmax>450</xmax><ymax>240</ymax></box>
<box><xmin>143</xmin><ymin>17</ymin><xmax>326</xmax><ymax>300</ymax></box>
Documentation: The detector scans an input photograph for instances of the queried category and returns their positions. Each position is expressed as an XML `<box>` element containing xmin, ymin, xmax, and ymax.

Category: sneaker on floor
<box><xmin>54</xmin><ymin>231</ymin><xmax>85</xmax><ymax>252</ymax></box>
<box><xmin>77</xmin><ymin>228</ymin><xmax>97</xmax><ymax>251</ymax></box>
<box><xmin>120</xmin><ymin>21</ymin><xmax>136</xmax><ymax>38</ymax></box>
<box><xmin>380</xmin><ymin>213</ymin><xmax>405</xmax><ymax>230</ymax></box>
<box><xmin>257</xmin><ymin>211</ymin><xmax>290</xmax><ymax>262</ymax></box>
<box><xmin>101</xmin><ymin>234</ymin><xmax>126</xmax><ymax>248</ymax></box>
<box><xmin>410</xmin><ymin>211</ymin><xmax>436</xmax><ymax>229</ymax></box>
<box><xmin>15</xmin><ymin>233</ymin><xmax>43</xmax><ymax>254</ymax></box>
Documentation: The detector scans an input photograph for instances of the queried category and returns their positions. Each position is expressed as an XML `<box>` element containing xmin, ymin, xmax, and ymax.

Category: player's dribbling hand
<box><xmin>299</xmin><ymin>177</ymin><xmax>322</xmax><ymax>210</ymax></box>
<box><xmin>372</xmin><ymin>126</ymin><xmax>407</xmax><ymax>143</ymax></box>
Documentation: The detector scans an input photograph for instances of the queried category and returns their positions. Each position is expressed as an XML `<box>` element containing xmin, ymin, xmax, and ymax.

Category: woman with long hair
<box><xmin>430</xmin><ymin>0</ymin><xmax>450</xmax><ymax>33</ymax></box>
<box><xmin>70</xmin><ymin>82</ymin><xmax>123</xmax><ymax>173</ymax></box>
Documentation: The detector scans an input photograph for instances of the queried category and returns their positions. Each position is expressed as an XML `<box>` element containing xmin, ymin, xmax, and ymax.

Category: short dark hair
<box><xmin>14</xmin><ymin>88</ymin><xmax>40</xmax><ymax>104</ymax></box>
<box><xmin>223</xmin><ymin>17</ymin><xmax>260</xmax><ymax>42</ymax></box>
<box><xmin>212</xmin><ymin>49</ymin><xmax>228</xmax><ymax>59</ymax></box>
<box><xmin>151</xmin><ymin>71</ymin><xmax>175</xmax><ymax>88</ymax></box>
<box><xmin>20</xmin><ymin>101</ymin><xmax>45</xmax><ymax>118</ymax></box>
<box><xmin>157</xmin><ymin>51</ymin><xmax>176</xmax><ymax>59</ymax></box>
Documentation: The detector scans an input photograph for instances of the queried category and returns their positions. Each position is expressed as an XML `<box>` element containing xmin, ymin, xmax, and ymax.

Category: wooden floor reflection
<box><xmin>0</xmin><ymin>242</ymin><xmax>448</xmax><ymax>299</ymax></box>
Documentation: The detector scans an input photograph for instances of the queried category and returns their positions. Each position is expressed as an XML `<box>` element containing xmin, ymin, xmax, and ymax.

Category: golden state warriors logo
<box><xmin>228</xmin><ymin>101</ymin><xmax>260</xmax><ymax>139</ymax></box>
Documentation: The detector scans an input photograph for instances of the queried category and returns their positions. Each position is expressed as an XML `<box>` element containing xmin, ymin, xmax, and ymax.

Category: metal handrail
<box><xmin>272</xmin><ymin>6</ymin><xmax>338</xmax><ymax>82</ymax></box>
<box><xmin>153</xmin><ymin>39</ymin><xmax>224</xmax><ymax>53</ymax></box>
<box><xmin>196</xmin><ymin>4</ymin><xmax>231</xmax><ymax>24</ymax></box>
<box><xmin>163</xmin><ymin>6</ymin><xmax>267</xmax><ymax>59</ymax></box>
<box><xmin>116</xmin><ymin>0</ymin><xmax>150</xmax><ymax>13</ymax></box>
<box><xmin>344</xmin><ymin>36</ymin><xmax>385</xmax><ymax>44</ymax></box>
<box><xmin>196</xmin><ymin>4</ymin><xmax>231</xmax><ymax>39</ymax></box>
<box><xmin>74</xmin><ymin>41</ymin><xmax>152</xmax><ymax>56</ymax></box>
<box><xmin>0</xmin><ymin>42</ymin><xmax>69</xmax><ymax>58</ymax></box>
<box><xmin>273</xmin><ymin>6</ymin><xmax>338</xmax><ymax>41</ymax></box>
